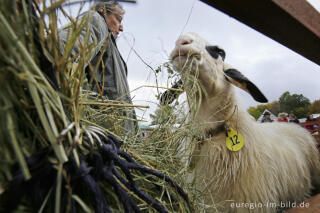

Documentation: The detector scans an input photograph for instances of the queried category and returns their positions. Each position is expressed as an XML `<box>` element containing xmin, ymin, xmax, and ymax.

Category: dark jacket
<box><xmin>261</xmin><ymin>117</ymin><xmax>273</xmax><ymax>123</ymax></box>
<box><xmin>59</xmin><ymin>11</ymin><xmax>138</xmax><ymax>135</ymax></box>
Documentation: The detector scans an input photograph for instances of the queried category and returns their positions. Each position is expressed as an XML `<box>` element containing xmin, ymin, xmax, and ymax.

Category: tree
<box><xmin>248</xmin><ymin>106</ymin><xmax>262</xmax><ymax>120</ymax></box>
<box><xmin>269</xmin><ymin>101</ymin><xmax>280</xmax><ymax>116</ymax></box>
<box><xmin>278</xmin><ymin>91</ymin><xmax>310</xmax><ymax>118</ymax></box>
<box><xmin>309</xmin><ymin>100</ymin><xmax>320</xmax><ymax>114</ymax></box>
<box><xmin>248</xmin><ymin>92</ymin><xmax>311</xmax><ymax>120</ymax></box>
<box><xmin>248</xmin><ymin>104</ymin><xmax>270</xmax><ymax>120</ymax></box>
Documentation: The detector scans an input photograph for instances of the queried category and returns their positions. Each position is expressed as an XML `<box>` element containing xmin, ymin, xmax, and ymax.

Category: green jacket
<box><xmin>59</xmin><ymin>11</ymin><xmax>138</xmax><ymax>135</ymax></box>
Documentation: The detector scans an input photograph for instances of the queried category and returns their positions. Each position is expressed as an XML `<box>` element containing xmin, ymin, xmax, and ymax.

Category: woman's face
<box><xmin>106</xmin><ymin>12</ymin><xmax>123</xmax><ymax>36</ymax></box>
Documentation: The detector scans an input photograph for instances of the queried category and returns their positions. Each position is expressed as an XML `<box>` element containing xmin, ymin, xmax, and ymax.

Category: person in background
<box><xmin>261</xmin><ymin>111</ymin><xmax>273</xmax><ymax>123</ymax></box>
<box><xmin>305</xmin><ymin>114</ymin><xmax>316</xmax><ymax>133</ymax></box>
<box><xmin>289</xmin><ymin>113</ymin><xmax>299</xmax><ymax>123</ymax></box>
<box><xmin>59</xmin><ymin>1</ymin><xmax>138</xmax><ymax>136</ymax></box>
<box><xmin>277</xmin><ymin>112</ymin><xmax>288</xmax><ymax>122</ymax></box>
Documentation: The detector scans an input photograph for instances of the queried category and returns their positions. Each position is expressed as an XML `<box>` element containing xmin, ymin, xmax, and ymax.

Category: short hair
<box><xmin>93</xmin><ymin>1</ymin><xmax>125</xmax><ymax>16</ymax></box>
<box><xmin>278</xmin><ymin>112</ymin><xmax>288</xmax><ymax>118</ymax></box>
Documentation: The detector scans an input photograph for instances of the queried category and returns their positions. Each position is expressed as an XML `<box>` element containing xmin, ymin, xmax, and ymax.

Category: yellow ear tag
<box><xmin>225</xmin><ymin>127</ymin><xmax>244</xmax><ymax>151</ymax></box>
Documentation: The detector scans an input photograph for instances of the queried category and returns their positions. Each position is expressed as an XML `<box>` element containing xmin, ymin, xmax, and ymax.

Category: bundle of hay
<box><xmin>0</xmin><ymin>1</ymin><xmax>201</xmax><ymax>212</ymax></box>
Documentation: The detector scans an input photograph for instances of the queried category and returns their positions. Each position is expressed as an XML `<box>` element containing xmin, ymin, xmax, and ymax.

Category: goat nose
<box><xmin>177</xmin><ymin>37</ymin><xmax>193</xmax><ymax>46</ymax></box>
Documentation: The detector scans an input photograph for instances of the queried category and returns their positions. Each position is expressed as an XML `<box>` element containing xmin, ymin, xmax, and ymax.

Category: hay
<box><xmin>0</xmin><ymin>0</ymin><xmax>213</xmax><ymax>212</ymax></box>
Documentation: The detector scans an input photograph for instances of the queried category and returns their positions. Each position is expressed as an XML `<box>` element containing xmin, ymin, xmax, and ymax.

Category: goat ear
<box><xmin>224</xmin><ymin>68</ymin><xmax>268</xmax><ymax>103</ymax></box>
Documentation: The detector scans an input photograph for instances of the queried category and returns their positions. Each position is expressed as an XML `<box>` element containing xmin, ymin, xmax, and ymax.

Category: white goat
<box><xmin>168</xmin><ymin>32</ymin><xmax>320</xmax><ymax>213</ymax></box>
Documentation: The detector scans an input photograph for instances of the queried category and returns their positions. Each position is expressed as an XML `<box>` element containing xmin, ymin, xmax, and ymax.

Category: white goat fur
<box><xmin>170</xmin><ymin>32</ymin><xmax>320</xmax><ymax>213</ymax></box>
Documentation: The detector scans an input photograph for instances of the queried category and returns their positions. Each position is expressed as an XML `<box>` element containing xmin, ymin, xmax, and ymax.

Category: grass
<box><xmin>0</xmin><ymin>0</ymin><xmax>214</xmax><ymax>212</ymax></box>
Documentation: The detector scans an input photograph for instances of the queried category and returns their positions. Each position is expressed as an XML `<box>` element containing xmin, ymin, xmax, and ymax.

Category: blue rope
<box><xmin>1</xmin><ymin>135</ymin><xmax>190</xmax><ymax>213</ymax></box>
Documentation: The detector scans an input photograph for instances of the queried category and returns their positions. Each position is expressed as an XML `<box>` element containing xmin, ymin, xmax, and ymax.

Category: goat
<box><xmin>165</xmin><ymin>32</ymin><xmax>320</xmax><ymax>212</ymax></box>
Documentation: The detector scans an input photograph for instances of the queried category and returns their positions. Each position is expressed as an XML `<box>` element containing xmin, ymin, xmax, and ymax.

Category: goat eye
<box><xmin>205</xmin><ymin>45</ymin><xmax>226</xmax><ymax>61</ymax></box>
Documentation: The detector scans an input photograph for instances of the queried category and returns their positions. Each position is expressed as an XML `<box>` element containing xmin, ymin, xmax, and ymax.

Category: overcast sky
<box><xmin>59</xmin><ymin>0</ymin><xmax>320</xmax><ymax>124</ymax></box>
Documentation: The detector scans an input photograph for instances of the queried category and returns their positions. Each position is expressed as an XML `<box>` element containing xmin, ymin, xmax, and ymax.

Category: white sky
<box><xmin>58</xmin><ymin>0</ymin><xmax>320</xmax><ymax>124</ymax></box>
